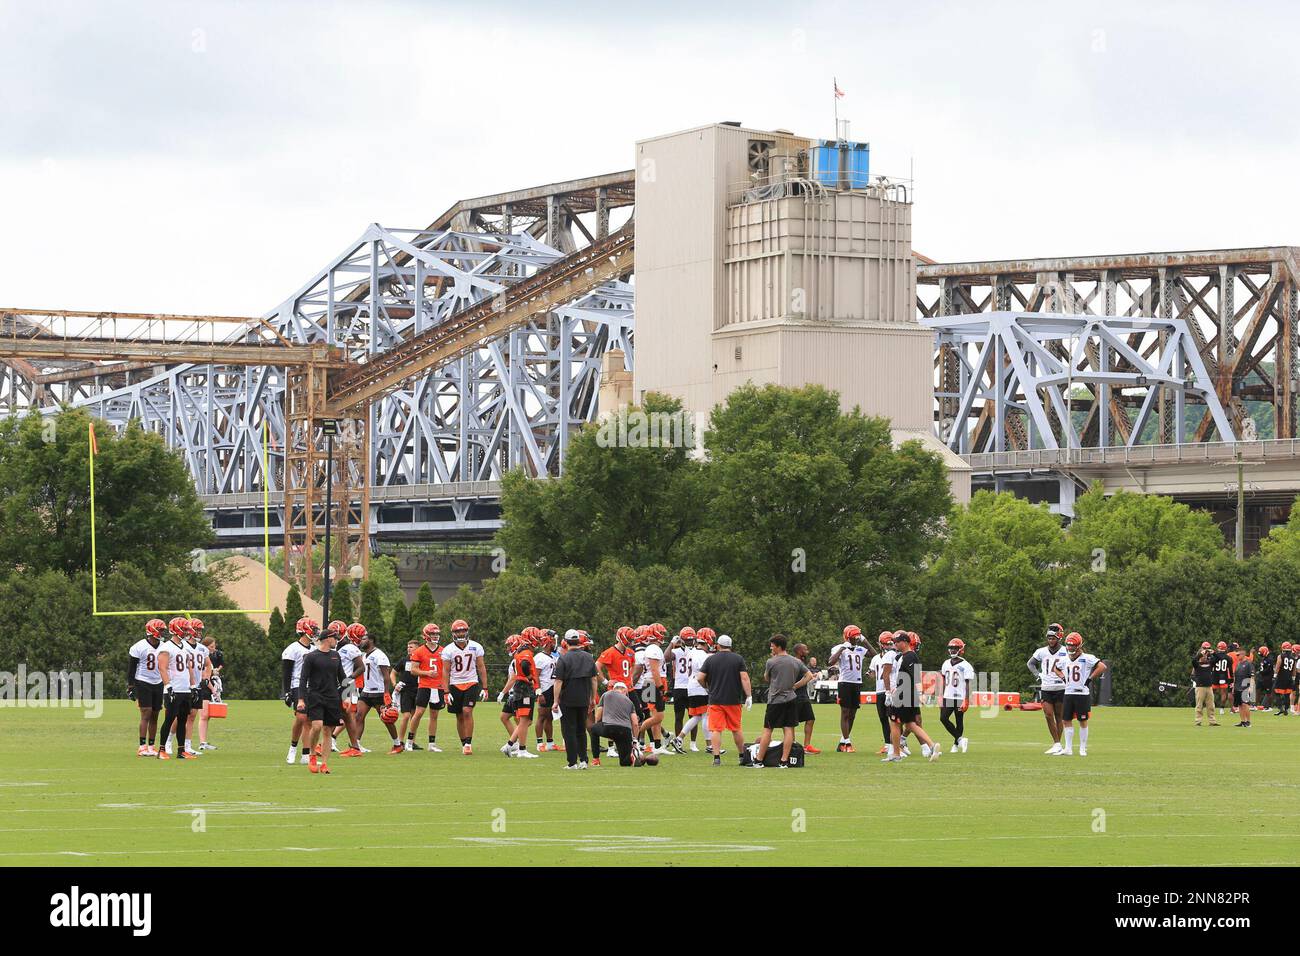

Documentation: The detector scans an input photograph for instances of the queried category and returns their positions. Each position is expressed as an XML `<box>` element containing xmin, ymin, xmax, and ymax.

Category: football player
<box><xmin>1212</xmin><ymin>641</ymin><xmax>1233</xmax><ymax>714</ymax></box>
<box><xmin>127</xmin><ymin>619</ymin><xmax>167</xmax><ymax>756</ymax></box>
<box><xmin>669</xmin><ymin>627</ymin><xmax>713</xmax><ymax>753</ymax></box>
<box><xmin>667</xmin><ymin>630</ymin><xmax>692</xmax><ymax>741</ymax></box>
<box><xmin>180</xmin><ymin>619</ymin><xmax>211</xmax><ymax>756</ymax></box>
<box><xmin>392</xmin><ymin>639</ymin><xmax>420</xmax><ymax>744</ymax></box>
<box><xmin>1273</xmin><ymin>642</ymin><xmax>1296</xmax><ymax>715</ymax></box>
<box><xmin>330</xmin><ymin>620</ymin><xmax>365</xmax><ymax>754</ymax></box>
<box><xmin>829</xmin><ymin>624</ymin><xmax>868</xmax><ymax>752</ymax></box>
<box><xmin>406</xmin><ymin>623</ymin><xmax>446</xmax><ymax>752</ymax></box>
<box><xmin>351</xmin><ymin>624</ymin><xmax>400</xmax><ymax>753</ymax></box>
<box><xmin>533</xmin><ymin>629</ymin><xmax>559</xmax><ymax>752</ymax></box>
<box><xmin>791</xmin><ymin>642</ymin><xmax>819</xmax><ymax>753</ymax></box>
<box><xmin>939</xmin><ymin>638</ymin><xmax>974</xmax><ymax>752</ymax></box>
<box><xmin>281</xmin><ymin>617</ymin><xmax>318</xmax><ymax>764</ymax></box>
<box><xmin>868</xmin><ymin>630</ymin><xmax>896</xmax><ymax>754</ymax></box>
<box><xmin>157</xmin><ymin>618</ymin><xmax>199</xmax><ymax>760</ymax></box>
<box><xmin>441</xmin><ymin>620</ymin><xmax>489</xmax><ymax>754</ymax></box>
<box><xmin>1050</xmin><ymin>632</ymin><xmax>1107</xmax><ymax>756</ymax></box>
<box><xmin>596</xmin><ymin>626</ymin><xmax>637</xmax><ymax>692</ymax></box>
<box><xmin>1028</xmin><ymin>624</ymin><xmax>1069</xmax><ymax>754</ymax></box>
<box><xmin>501</xmin><ymin>631</ymin><xmax>540</xmax><ymax>758</ymax></box>
<box><xmin>498</xmin><ymin>634</ymin><xmax>522</xmax><ymax>745</ymax></box>
<box><xmin>632</xmin><ymin>624</ymin><xmax>669</xmax><ymax>753</ymax></box>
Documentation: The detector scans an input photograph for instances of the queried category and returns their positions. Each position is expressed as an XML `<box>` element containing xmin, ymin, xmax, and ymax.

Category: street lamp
<box><xmin>320</xmin><ymin>418</ymin><xmax>339</xmax><ymax>621</ymax></box>
<box><xmin>350</xmin><ymin>564</ymin><xmax>364</xmax><ymax>611</ymax></box>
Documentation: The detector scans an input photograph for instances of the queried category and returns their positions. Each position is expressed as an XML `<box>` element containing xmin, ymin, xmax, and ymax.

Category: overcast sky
<box><xmin>2</xmin><ymin>0</ymin><xmax>1297</xmax><ymax>315</ymax></box>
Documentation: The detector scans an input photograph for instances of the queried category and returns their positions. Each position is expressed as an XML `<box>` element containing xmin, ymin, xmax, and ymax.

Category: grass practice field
<box><xmin>1</xmin><ymin>701</ymin><xmax>1297</xmax><ymax>867</ymax></box>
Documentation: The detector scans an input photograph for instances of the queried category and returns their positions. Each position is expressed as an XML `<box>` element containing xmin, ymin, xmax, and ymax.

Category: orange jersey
<box><xmin>410</xmin><ymin>644</ymin><xmax>444</xmax><ymax>689</ymax></box>
<box><xmin>512</xmin><ymin>650</ymin><xmax>538</xmax><ymax>689</ymax></box>
<box><xmin>597</xmin><ymin>645</ymin><xmax>636</xmax><ymax>687</ymax></box>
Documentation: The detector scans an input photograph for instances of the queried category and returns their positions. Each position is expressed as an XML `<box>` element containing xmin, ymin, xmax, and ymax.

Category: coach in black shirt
<box><xmin>551</xmin><ymin>634</ymin><xmax>598</xmax><ymax>768</ymax></box>
<box><xmin>298</xmin><ymin>631</ymin><xmax>346</xmax><ymax>773</ymax></box>
<box><xmin>1191</xmin><ymin>642</ymin><xmax>1218</xmax><ymax>726</ymax></box>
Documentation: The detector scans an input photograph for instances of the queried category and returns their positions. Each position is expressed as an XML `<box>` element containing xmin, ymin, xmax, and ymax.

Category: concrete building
<box><xmin>633</xmin><ymin>121</ymin><xmax>965</xmax><ymax>500</ymax></box>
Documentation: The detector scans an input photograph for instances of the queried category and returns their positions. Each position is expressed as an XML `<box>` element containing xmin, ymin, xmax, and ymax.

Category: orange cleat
<box><xmin>339</xmin><ymin>748</ymin><xmax>362</xmax><ymax>757</ymax></box>
<box><xmin>591</xmin><ymin>757</ymin><xmax>601</xmax><ymax>767</ymax></box>
<box><xmin>804</xmin><ymin>745</ymin><xmax>821</xmax><ymax>754</ymax></box>
<box><xmin>157</xmin><ymin>750</ymin><xmax>171</xmax><ymax>760</ymax></box>
<box><xmin>309</xmin><ymin>755</ymin><xmax>319</xmax><ymax>773</ymax></box>
<box><xmin>180</xmin><ymin>750</ymin><xmax>199</xmax><ymax>760</ymax></box>
<box><xmin>319</xmin><ymin>763</ymin><xmax>331</xmax><ymax>774</ymax></box>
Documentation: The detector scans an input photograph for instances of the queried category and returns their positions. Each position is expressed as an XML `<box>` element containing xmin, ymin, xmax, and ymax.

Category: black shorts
<box><xmin>889</xmin><ymin>705</ymin><xmax>920</xmax><ymax>725</ymax></box>
<box><xmin>763</xmin><ymin>700</ymin><xmax>800</xmax><ymax>729</ymax></box>
<box><xmin>672</xmin><ymin>688</ymin><xmax>689</xmax><ymax>712</ymax></box>
<box><xmin>1232</xmin><ymin>687</ymin><xmax>1251</xmax><ymax>707</ymax></box>
<box><xmin>628</xmin><ymin>691</ymin><xmax>649</xmax><ymax>722</ymax></box>
<box><xmin>398</xmin><ymin>689</ymin><xmax>416</xmax><ymax>714</ymax></box>
<box><xmin>135</xmin><ymin>682</ymin><xmax>163</xmax><ymax>710</ymax></box>
<box><xmin>539</xmin><ymin>687</ymin><xmax>555</xmax><ymax>710</ymax></box>
<box><xmin>1275</xmin><ymin>680</ymin><xmax>1295</xmax><ymax>693</ymax></box>
<box><xmin>306</xmin><ymin>698</ymin><xmax>343</xmax><ymax>726</ymax></box>
<box><xmin>287</xmin><ymin>687</ymin><xmax>302</xmax><ymax>710</ymax></box>
<box><xmin>796</xmin><ymin>697</ymin><xmax>815</xmax><ymax>723</ymax></box>
<box><xmin>687</xmin><ymin>694</ymin><xmax>708</xmax><ymax>713</ymax></box>
<box><xmin>639</xmin><ymin>683</ymin><xmax>665</xmax><ymax>712</ymax></box>
<box><xmin>415</xmin><ymin>687</ymin><xmax>444</xmax><ymax>710</ymax></box>
<box><xmin>838</xmin><ymin>682</ymin><xmax>862</xmax><ymax>709</ymax></box>
<box><xmin>1061</xmin><ymin>693</ymin><xmax>1092</xmax><ymax>721</ymax></box>
<box><xmin>1041</xmin><ymin>688</ymin><xmax>1065</xmax><ymax>705</ymax></box>
<box><xmin>510</xmin><ymin>686</ymin><xmax>536</xmax><ymax>718</ymax></box>
<box><xmin>194</xmin><ymin>684</ymin><xmax>213</xmax><ymax>704</ymax></box>
<box><xmin>359</xmin><ymin>693</ymin><xmax>386</xmax><ymax>710</ymax></box>
<box><xmin>448</xmin><ymin>684</ymin><xmax>480</xmax><ymax>714</ymax></box>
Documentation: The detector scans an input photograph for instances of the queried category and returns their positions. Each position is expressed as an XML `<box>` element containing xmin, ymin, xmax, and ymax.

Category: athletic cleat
<box><xmin>1079</xmin><ymin>747</ymin><xmax>1088</xmax><ymax>755</ymax></box>
<box><xmin>921</xmin><ymin>744</ymin><xmax>932</xmax><ymax>758</ymax></box>
<box><xmin>712</xmin><ymin>756</ymin><xmax>721</xmax><ymax>767</ymax></box>
<box><xmin>388</xmin><ymin>744</ymin><xmax>404</xmax><ymax>755</ymax></box>
<box><xmin>958</xmin><ymin>737</ymin><xmax>969</xmax><ymax>753</ymax></box>
<box><xmin>882</xmin><ymin>754</ymin><xmax>901</xmax><ymax>763</ymax></box>
<box><xmin>928</xmin><ymin>744</ymin><xmax>941</xmax><ymax>762</ymax></box>
<box><xmin>607</xmin><ymin>745</ymin><xmax>617</xmax><ymax>757</ymax></box>
<box><xmin>804</xmin><ymin>745</ymin><xmax>821</xmax><ymax>754</ymax></box>
<box><xmin>461</xmin><ymin>744</ymin><xmax>473</xmax><ymax>755</ymax></box>
<box><xmin>576</xmin><ymin>761</ymin><xmax>588</xmax><ymax>769</ymax></box>
<box><xmin>669</xmin><ymin>737</ymin><xmax>685</xmax><ymax>755</ymax></box>
<box><xmin>157</xmin><ymin>750</ymin><xmax>171</xmax><ymax>760</ymax></box>
<box><xmin>330</xmin><ymin>739</ymin><xmax>340</xmax><ymax>753</ymax></box>
<box><xmin>591</xmin><ymin>757</ymin><xmax>601</xmax><ymax>767</ymax></box>
<box><xmin>308</xmin><ymin>756</ymin><xmax>319</xmax><ymax>773</ymax></box>
<box><xmin>406</xmin><ymin>741</ymin><xmax>423</xmax><ymax>751</ymax></box>
<box><xmin>143</xmin><ymin>746</ymin><xmax>158</xmax><ymax>757</ymax></box>
<box><xmin>300</xmin><ymin>754</ymin><xmax>311</xmax><ymax>764</ymax></box>
<box><xmin>339</xmin><ymin>748</ymin><xmax>362</xmax><ymax>757</ymax></box>
<box><xmin>1058</xmin><ymin>749</ymin><xmax>1073</xmax><ymax>756</ymax></box>
<box><xmin>199</xmin><ymin>742</ymin><xmax>217</xmax><ymax>751</ymax></box>
<box><xmin>689</xmin><ymin>741</ymin><xmax>699</xmax><ymax>752</ymax></box>
<box><xmin>500</xmin><ymin>743</ymin><xmax>514</xmax><ymax>756</ymax></box>
<box><xmin>137</xmin><ymin>745</ymin><xmax>150</xmax><ymax>756</ymax></box>
<box><xmin>357</xmin><ymin>745</ymin><xmax>371</xmax><ymax>753</ymax></box>
<box><xmin>427</xmin><ymin>744</ymin><xmax>442</xmax><ymax>753</ymax></box>
<box><xmin>1045</xmin><ymin>743</ymin><xmax>1063</xmax><ymax>755</ymax></box>
<box><xmin>319</xmin><ymin>763</ymin><xmax>330</xmax><ymax>774</ymax></box>
<box><xmin>562</xmin><ymin>763</ymin><xmax>579</xmax><ymax>770</ymax></box>
<box><xmin>286</xmin><ymin>746</ymin><xmax>297</xmax><ymax>764</ymax></box>
<box><xmin>515</xmin><ymin>749</ymin><xmax>539</xmax><ymax>759</ymax></box>
<box><xmin>183</xmin><ymin>748</ymin><xmax>200</xmax><ymax>758</ymax></box>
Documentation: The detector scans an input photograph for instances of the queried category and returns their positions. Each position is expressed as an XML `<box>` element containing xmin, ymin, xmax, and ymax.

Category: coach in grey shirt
<box><xmin>753</xmin><ymin>634</ymin><xmax>813</xmax><ymax>767</ymax></box>
<box><xmin>589</xmin><ymin>682</ymin><xmax>639</xmax><ymax>766</ymax></box>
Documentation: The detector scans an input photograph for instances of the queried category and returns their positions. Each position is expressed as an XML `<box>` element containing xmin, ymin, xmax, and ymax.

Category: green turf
<box><xmin>0</xmin><ymin>701</ymin><xmax>1296</xmax><ymax>866</ymax></box>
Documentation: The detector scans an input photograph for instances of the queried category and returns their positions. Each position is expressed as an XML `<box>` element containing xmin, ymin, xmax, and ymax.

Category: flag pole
<box><xmin>833</xmin><ymin>76</ymin><xmax>839</xmax><ymax>141</ymax></box>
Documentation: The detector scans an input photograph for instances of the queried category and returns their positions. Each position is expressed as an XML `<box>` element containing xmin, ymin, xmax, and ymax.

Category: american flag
<box><xmin>833</xmin><ymin>78</ymin><xmax>845</xmax><ymax>99</ymax></box>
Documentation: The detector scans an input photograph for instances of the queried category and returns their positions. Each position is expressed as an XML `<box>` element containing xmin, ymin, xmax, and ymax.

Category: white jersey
<box><xmin>441</xmin><ymin>640</ymin><xmax>485</xmax><ymax>685</ymax></box>
<box><xmin>362</xmin><ymin>648</ymin><xmax>390</xmax><ymax>694</ymax></box>
<box><xmin>338</xmin><ymin>642</ymin><xmax>363</xmax><ymax>680</ymax></box>
<box><xmin>636</xmin><ymin>643</ymin><xmax>664</xmax><ymax>688</ymax></box>
<box><xmin>185</xmin><ymin>640</ymin><xmax>209</xmax><ymax>682</ymax></box>
<box><xmin>832</xmin><ymin>642</ymin><xmax>867</xmax><ymax>683</ymax></box>
<box><xmin>668</xmin><ymin>648</ymin><xmax>691</xmax><ymax>689</ymax></box>
<box><xmin>534</xmin><ymin>651</ymin><xmax>555</xmax><ymax>692</ymax></box>
<box><xmin>940</xmin><ymin>658</ymin><xmax>975</xmax><ymax>700</ymax></box>
<box><xmin>1030</xmin><ymin>645</ymin><xmax>1069</xmax><ymax>690</ymax></box>
<box><xmin>685</xmin><ymin>648</ymin><xmax>709</xmax><ymax>696</ymax></box>
<box><xmin>129</xmin><ymin>639</ymin><xmax>163</xmax><ymax>685</ymax></box>
<box><xmin>282</xmin><ymin>639</ymin><xmax>311</xmax><ymax>688</ymax></box>
<box><xmin>161</xmin><ymin>639</ymin><xmax>194</xmax><ymax>692</ymax></box>
<box><xmin>1058</xmin><ymin>653</ymin><xmax>1101</xmax><ymax>695</ymax></box>
<box><xmin>869</xmin><ymin>650</ymin><xmax>896</xmax><ymax>693</ymax></box>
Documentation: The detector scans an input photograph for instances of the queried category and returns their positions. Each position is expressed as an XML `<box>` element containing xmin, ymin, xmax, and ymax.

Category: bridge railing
<box><xmin>965</xmin><ymin>439</ymin><xmax>1300</xmax><ymax>472</ymax></box>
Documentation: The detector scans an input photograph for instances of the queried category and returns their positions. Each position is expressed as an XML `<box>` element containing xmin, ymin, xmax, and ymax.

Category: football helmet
<box><xmin>422</xmin><ymin>622</ymin><xmax>441</xmax><ymax>642</ymax></box>
<box><xmin>295</xmin><ymin>617</ymin><xmax>319</xmax><ymax>638</ymax></box>
<box><xmin>168</xmin><ymin>617</ymin><xmax>189</xmax><ymax>638</ymax></box>
<box><xmin>843</xmin><ymin>624</ymin><xmax>863</xmax><ymax>643</ymax></box>
<box><xmin>947</xmin><ymin>638</ymin><xmax>965</xmax><ymax>656</ymax></box>
<box><xmin>145</xmin><ymin>619</ymin><xmax>167</xmax><ymax>639</ymax></box>
<box><xmin>346</xmin><ymin>622</ymin><xmax>367</xmax><ymax>642</ymax></box>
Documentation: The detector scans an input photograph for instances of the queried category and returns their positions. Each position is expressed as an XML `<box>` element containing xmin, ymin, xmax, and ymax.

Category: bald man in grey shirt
<box><xmin>589</xmin><ymin>682</ymin><xmax>640</xmax><ymax>766</ymax></box>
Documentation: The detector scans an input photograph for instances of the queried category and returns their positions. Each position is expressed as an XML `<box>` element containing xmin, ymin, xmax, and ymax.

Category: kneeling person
<box><xmin>589</xmin><ymin>681</ymin><xmax>639</xmax><ymax>766</ymax></box>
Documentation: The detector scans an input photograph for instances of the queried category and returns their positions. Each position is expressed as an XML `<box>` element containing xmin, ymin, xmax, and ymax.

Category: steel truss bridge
<box><xmin>6</xmin><ymin>168</ymin><xmax>1300</xmax><ymax>578</ymax></box>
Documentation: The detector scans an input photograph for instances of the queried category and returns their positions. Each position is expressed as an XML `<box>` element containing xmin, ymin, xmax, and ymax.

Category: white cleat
<box><xmin>428</xmin><ymin>744</ymin><xmax>442</xmax><ymax>753</ymax></box>
<box><xmin>920</xmin><ymin>744</ymin><xmax>932</xmax><ymax>758</ymax></box>
<box><xmin>576</xmin><ymin>761</ymin><xmax>588</xmax><ymax>769</ymax></box>
<box><xmin>501</xmin><ymin>743</ymin><xmax>514</xmax><ymax>756</ymax></box>
<box><xmin>286</xmin><ymin>746</ymin><xmax>297</xmax><ymax>765</ymax></box>
<box><xmin>357</xmin><ymin>745</ymin><xmax>371</xmax><ymax>754</ymax></box>
<box><xmin>928</xmin><ymin>744</ymin><xmax>941</xmax><ymax>762</ymax></box>
<box><xmin>958</xmin><ymin>737</ymin><xmax>969</xmax><ymax>753</ymax></box>
<box><xmin>1079</xmin><ymin>747</ymin><xmax>1087</xmax><ymax>757</ymax></box>
<box><xmin>199</xmin><ymin>742</ymin><xmax>217</xmax><ymax>751</ymax></box>
<box><xmin>1045</xmin><ymin>743</ymin><xmax>1063</xmax><ymax>755</ymax></box>
<box><xmin>330</xmin><ymin>739</ymin><xmax>340</xmax><ymax>753</ymax></box>
<box><xmin>299</xmin><ymin>754</ymin><xmax>310</xmax><ymax>764</ymax></box>
<box><xmin>515</xmin><ymin>749</ymin><xmax>539</xmax><ymax>759</ymax></box>
<box><xmin>689</xmin><ymin>742</ymin><xmax>699</xmax><ymax>752</ymax></box>
<box><xmin>882</xmin><ymin>754</ymin><xmax>902</xmax><ymax>763</ymax></box>
<box><xmin>1057</xmin><ymin>749</ymin><xmax>1073</xmax><ymax>756</ymax></box>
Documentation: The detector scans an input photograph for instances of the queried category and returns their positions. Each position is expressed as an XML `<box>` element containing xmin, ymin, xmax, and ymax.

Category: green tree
<box><xmin>1258</xmin><ymin>494</ymin><xmax>1300</xmax><ymax>562</ymax></box>
<box><xmin>358</xmin><ymin>577</ymin><xmax>388</xmax><ymax>646</ymax></box>
<box><xmin>1065</xmin><ymin>484</ymin><xmax>1225</xmax><ymax>571</ymax></box>
<box><xmin>409</xmin><ymin>582</ymin><xmax>437</xmax><ymax>638</ymax></box>
<box><xmin>268</xmin><ymin>606</ymin><xmax>286</xmax><ymax>645</ymax></box>
<box><xmin>327</xmin><ymin>578</ymin><xmax>354</xmax><ymax>625</ymax></box>
<box><xmin>496</xmin><ymin>393</ymin><xmax>706</xmax><ymax>575</ymax></box>
<box><xmin>997</xmin><ymin>560</ymin><xmax>1048</xmax><ymax>693</ymax></box>
<box><xmin>691</xmin><ymin>384</ymin><xmax>951</xmax><ymax>596</ymax></box>
<box><xmin>0</xmin><ymin>409</ymin><xmax>212</xmax><ymax>577</ymax></box>
<box><xmin>389</xmin><ymin>598</ymin><xmax>410</xmax><ymax>646</ymax></box>
<box><xmin>284</xmin><ymin>584</ymin><xmax>305</xmax><ymax>631</ymax></box>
